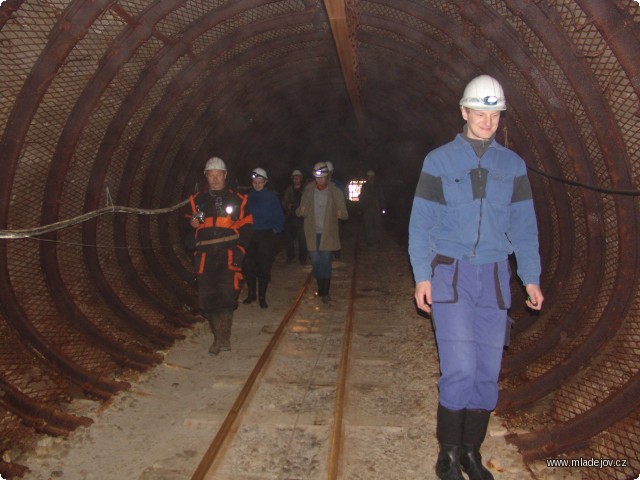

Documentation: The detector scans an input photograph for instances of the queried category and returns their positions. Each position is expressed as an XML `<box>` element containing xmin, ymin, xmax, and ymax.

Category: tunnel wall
<box><xmin>0</xmin><ymin>1</ymin><xmax>639</xmax><ymax>478</ymax></box>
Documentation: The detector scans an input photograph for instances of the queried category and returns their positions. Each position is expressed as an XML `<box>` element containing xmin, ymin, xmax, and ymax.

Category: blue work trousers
<box><xmin>308</xmin><ymin>234</ymin><xmax>333</xmax><ymax>280</ymax></box>
<box><xmin>431</xmin><ymin>257</ymin><xmax>511</xmax><ymax>411</ymax></box>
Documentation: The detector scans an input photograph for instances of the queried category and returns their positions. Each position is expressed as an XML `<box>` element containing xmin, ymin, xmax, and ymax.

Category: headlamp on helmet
<box><xmin>313</xmin><ymin>162</ymin><xmax>329</xmax><ymax>178</ymax></box>
<box><xmin>459</xmin><ymin>75</ymin><xmax>506</xmax><ymax>111</ymax></box>
<box><xmin>251</xmin><ymin>167</ymin><xmax>268</xmax><ymax>180</ymax></box>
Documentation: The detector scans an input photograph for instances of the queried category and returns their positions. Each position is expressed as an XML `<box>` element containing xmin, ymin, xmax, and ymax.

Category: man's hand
<box><xmin>415</xmin><ymin>280</ymin><xmax>432</xmax><ymax>314</ymax></box>
<box><xmin>525</xmin><ymin>284</ymin><xmax>544</xmax><ymax>311</ymax></box>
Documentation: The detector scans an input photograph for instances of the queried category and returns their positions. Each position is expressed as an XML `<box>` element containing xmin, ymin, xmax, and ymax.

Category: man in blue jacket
<box><xmin>242</xmin><ymin>167</ymin><xmax>285</xmax><ymax>309</ymax></box>
<box><xmin>408</xmin><ymin>75</ymin><xmax>544</xmax><ymax>480</ymax></box>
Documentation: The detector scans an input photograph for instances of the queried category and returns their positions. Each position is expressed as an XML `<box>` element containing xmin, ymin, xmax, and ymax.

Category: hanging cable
<box><xmin>502</xmin><ymin>125</ymin><xmax>640</xmax><ymax>196</ymax></box>
<box><xmin>526</xmin><ymin>165</ymin><xmax>640</xmax><ymax>196</ymax></box>
<box><xmin>0</xmin><ymin>198</ymin><xmax>190</xmax><ymax>240</ymax></box>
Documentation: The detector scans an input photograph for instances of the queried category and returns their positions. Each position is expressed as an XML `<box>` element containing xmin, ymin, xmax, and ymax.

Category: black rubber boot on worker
<box><xmin>207</xmin><ymin>312</ymin><xmax>221</xmax><ymax>355</ymax></box>
<box><xmin>243</xmin><ymin>277</ymin><xmax>257</xmax><ymax>304</ymax></box>
<box><xmin>321</xmin><ymin>278</ymin><xmax>331</xmax><ymax>303</ymax></box>
<box><xmin>258</xmin><ymin>279</ymin><xmax>269</xmax><ymax>309</ymax></box>
<box><xmin>216</xmin><ymin>310</ymin><xmax>233</xmax><ymax>352</ymax></box>
<box><xmin>460</xmin><ymin>409</ymin><xmax>494</xmax><ymax>480</ymax></box>
<box><xmin>435</xmin><ymin>404</ymin><xmax>465</xmax><ymax>480</ymax></box>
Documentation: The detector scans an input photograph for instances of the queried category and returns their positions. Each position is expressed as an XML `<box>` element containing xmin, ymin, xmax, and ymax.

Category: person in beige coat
<box><xmin>296</xmin><ymin>161</ymin><xmax>349</xmax><ymax>303</ymax></box>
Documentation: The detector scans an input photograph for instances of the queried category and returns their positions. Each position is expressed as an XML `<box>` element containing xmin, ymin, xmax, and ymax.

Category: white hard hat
<box><xmin>459</xmin><ymin>75</ymin><xmax>506</xmax><ymax>111</ymax></box>
<box><xmin>204</xmin><ymin>156</ymin><xmax>227</xmax><ymax>172</ymax></box>
<box><xmin>312</xmin><ymin>162</ymin><xmax>329</xmax><ymax>178</ymax></box>
<box><xmin>325</xmin><ymin>161</ymin><xmax>335</xmax><ymax>172</ymax></box>
<box><xmin>251</xmin><ymin>167</ymin><xmax>268</xmax><ymax>180</ymax></box>
<box><xmin>366</xmin><ymin>170</ymin><xmax>375</xmax><ymax>176</ymax></box>
<box><xmin>291</xmin><ymin>169</ymin><xmax>303</xmax><ymax>177</ymax></box>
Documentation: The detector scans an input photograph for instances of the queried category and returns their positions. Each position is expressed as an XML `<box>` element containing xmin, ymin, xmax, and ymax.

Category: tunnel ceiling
<box><xmin>1</xmin><ymin>0</ymin><xmax>640</xmax><ymax>478</ymax></box>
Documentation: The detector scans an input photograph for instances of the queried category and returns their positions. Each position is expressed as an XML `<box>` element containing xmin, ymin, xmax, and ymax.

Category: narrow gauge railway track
<box><xmin>190</xmin><ymin>232</ymin><xmax>434</xmax><ymax>479</ymax></box>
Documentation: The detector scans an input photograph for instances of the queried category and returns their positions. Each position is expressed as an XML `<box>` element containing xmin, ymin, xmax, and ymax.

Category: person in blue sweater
<box><xmin>408</xmin><ymin>75</ymin><xmax>544</xmax><ymax>480</ymax></box>
<box><xmin>242</xmin><ymin>168</ymin><xmax>285</xmax><ymax>308</ymax></box>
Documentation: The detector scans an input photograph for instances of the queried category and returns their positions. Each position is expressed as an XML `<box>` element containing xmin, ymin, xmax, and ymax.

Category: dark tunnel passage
<box><xmin>0</xmin><ymin>0</ymin><xmax>639</xmax><ymax>478</ymax></box>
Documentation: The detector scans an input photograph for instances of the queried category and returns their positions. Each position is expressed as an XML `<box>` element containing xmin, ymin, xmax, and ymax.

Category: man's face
<box><xmin>252</xmin><ymin>177</ymin><xmax>266</xmax><ymax>191</ymax></box>
<box><xmin>315</xmin><ymin>176</ymin><xmax>328</xmax><ymax>187</ymax></box>
<box><xmin>461</xmin><ymin>107</ymin><xmax>501</xmax><ymax>140</ymax></box>
<box><xmin>292</xmin><ymin>174</ymin><xmax>302</xmax><ymax>187</ymax></box>
<box><xmin>205</xmin><ymin>169</ymin><xmax>226</xmax><ymax>191</ymax></box>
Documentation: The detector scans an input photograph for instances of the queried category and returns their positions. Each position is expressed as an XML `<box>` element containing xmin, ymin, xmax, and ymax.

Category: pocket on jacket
<box><xmin>430</xmin><ymin>255</ymin><xmax>459</xmax><ymax>303</ymax></box>
<box><xmin>442</xmin><ymin>171</ymin><xmax>473</xmax><ymax>206</ymax></box>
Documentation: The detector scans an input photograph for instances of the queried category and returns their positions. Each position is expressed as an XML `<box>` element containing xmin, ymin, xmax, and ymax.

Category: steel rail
<box><xmin>191</xmin><ymin>230</ymin><xmax>362</xmax><ymax>479</ymax></box>
<box><xmin>327</xmin><ymin>229</ymin><xmax>359</xmax><ymax>479</ymax></box>
<box><xmin>190</xmin><ymin>271</ymin><xmax>314</xmax><ymax>480</ymax></box>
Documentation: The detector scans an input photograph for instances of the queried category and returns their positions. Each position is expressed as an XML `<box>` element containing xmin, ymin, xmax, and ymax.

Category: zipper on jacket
<box><xmin>472</xmin><ymin>161</ymin><xmax>484</xmax><ymax>257</ymax></box>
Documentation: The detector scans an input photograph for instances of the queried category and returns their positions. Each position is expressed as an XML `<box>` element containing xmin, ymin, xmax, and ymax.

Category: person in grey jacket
<box><xmin>358</xmin><ymin>169</ymin><xmax>386</xmax><ymax>246</ymax></box>
<box><xmin>408</xmin><ymin>75</ymin><xmax>544</xmax><ymax>480</ymax></box>
<box><xmin>297</xmin><ymin>161</ymin><xmax>349</xmax><ymax>303</ymax></box>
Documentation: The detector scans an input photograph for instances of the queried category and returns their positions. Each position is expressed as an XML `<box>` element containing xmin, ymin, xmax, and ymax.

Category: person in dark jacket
<box><xmin>242</xmin><ymin>167</ymin><xmax>285</xmax><ymax>308</ymax></box>
<box><xmin>281</xmin><ymin>169</ymin><xmax>307</xmax><ymax>264</ymax></box>
<box><xmin>358</xmin><ymin>169</ymin><xmax>386</xmax><ymax>246</ymax></box>
<box><xmin>408</xmin><ymin>75</ymin><xmax>544</xmax><ymax>480</ymax></box>
<box><xmin>187</xmin><ymin>156</ymin><xmax>253</xmax><ymax>355</ymax></box>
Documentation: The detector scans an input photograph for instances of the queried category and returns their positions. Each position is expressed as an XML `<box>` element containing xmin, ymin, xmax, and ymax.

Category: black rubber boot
<box><xmin>207</xmin><ymin>312</ymin><xmax>220</xmax><ymax>355</ymax></box>
<box><xmin>208</xmin><ymin>310</ymin><xmax>232</xmax><ymax>355</ymax></box>
<box><xmin>321</xmin><ymin>278</ymin><xmax>331</xmax><ymax>303</ymax></box>
<box><xmin>217</xmin><ymin>310</ymin><xmax>233</xmax><ymax>352</ymax></box>
<box><xmin>460</xmin><ymin>409</ymin><xmax>494</xmax><ymax>480</ymax></box>
<box><xmin>435</xmin><ymin>404</ymin><xmax>465</xmax><ymax>480</ymax></box>
<box><xmin>243</xmin><ymin>277</ymin><xmax>256</xmax><ymax>304</ymax></box>
<box><xmin>258</xmin><ymin>279</ymin><xmax>269</xmax><ymax>309</ymax></box>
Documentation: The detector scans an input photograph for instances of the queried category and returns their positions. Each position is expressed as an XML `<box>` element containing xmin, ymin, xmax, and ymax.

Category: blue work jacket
<box><xmin>408</xmin><ymin>134</ymin><xmax>541</xmax><ymax>286</ymax></box>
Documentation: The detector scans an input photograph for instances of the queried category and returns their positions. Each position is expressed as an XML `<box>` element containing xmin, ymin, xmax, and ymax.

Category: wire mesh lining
<box><xmin>588</xmin><ymin>408</ymin><xmax>640</xmax><ymax>479</ymax></box>
<box><xmin>502</xmin><ymin>186</ymin><xmax>588</xmax><ymax>365</ymax></box>
<box><xmin>0</xmin><ymin>0</ymin><xmax>639</xmax><ymax>476</ymax></box>
<box><xmin>486</xmin><ymin>1</ymin><xmax>638</xmax><ymax>473</ymax></box>
<box><xmin>543</xmin><ymin>208</ymin><xmax>639</xmax><ymax>480</ymax></box>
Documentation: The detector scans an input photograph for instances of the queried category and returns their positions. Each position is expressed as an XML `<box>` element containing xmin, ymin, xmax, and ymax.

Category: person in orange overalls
<box><xmin>187</xmin><ymin>157</ymin><xmax>253</xmax><ymax>355</ymax></box>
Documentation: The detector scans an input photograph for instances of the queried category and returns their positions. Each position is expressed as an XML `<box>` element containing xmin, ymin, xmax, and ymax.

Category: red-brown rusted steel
<box><xmin>80</xmin><ymin>228</ymin><xmax>184</xmax><ymax>346</ymax></box>
<box><xmin>323</xmin><ymin>0</ymin><xmax>366</xmax><ymax>143</ymax></box>
<box><xmin>133</xmin><ymin>17</ymin><xmax>324</xmax><ymax>306</ymax></box>
<box><xmin>38</xmin><ymin>242</ymin><xmax>165</xmax><ymax>370</ymax></box>
<box><xmin>0</xmin><ymin>0</ymin><xmax>127</xmax><ymax>400</ymax></box>
<box><xmin>576</xmin><ymin>0</ymin><xmax>640</xmax><ymax>119</ymax></box>
<box><xmin>1</xmin><ymin>0</ymin><xmax>639</xmax><ymax>475</ymax></box>
<box><xmin>133</xmin><ymin>13</ymin><xmax>324</xmax><ymax>296</ymax></box>
<box><xmin>33</xmin><ymin>1</ymin><xmax>173</xmax><ymax>371</ymax></box>
<box><xmin>0</xmin><ymin>378</ymin><xmax>93</xmax><ymax>435</ymax></box>
<box><xmin>0</xmin><ymin>459</ymin><xmax>28</xmax><ymax>479</ymax></box>
<box><xmin>510</xmin><ymin>370</ymin><xmax>640</xmax><ymax>460</ymax></box>
<box><xmin>0</xmin><ymin>0</ymin><xmax>24</xmax><ymax>29</ymax></box>
<box><xmin>497</xmin><ymin>0</ymin><xmax>638</xmax><ymax>414</ymax></box>
<box><xmin>0</xmin><ymin>0</ymin><xmax>113</xmax><ymax>220</ymax></box>
<box><xmin>70</xmin><ymin>0</ymin><xmax>200</xmax><ymax>329</ymax></box>
<box><xmin>0</xmin><ymin>282</ymin><xmax>128</xmax><ymax>400</ymax></box>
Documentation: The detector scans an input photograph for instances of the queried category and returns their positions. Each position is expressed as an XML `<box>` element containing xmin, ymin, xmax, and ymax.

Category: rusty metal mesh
<box><xmin>1</xmin><ymin>0</ymin><xmax>640</xmax><ymax>478</ymax></box>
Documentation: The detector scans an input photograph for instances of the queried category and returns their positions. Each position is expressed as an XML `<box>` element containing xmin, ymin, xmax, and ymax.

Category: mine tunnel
<box><xmin>0</xmin><ymin>0</ymin><xmax>639</xmax><ymax>478</ymax></box>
